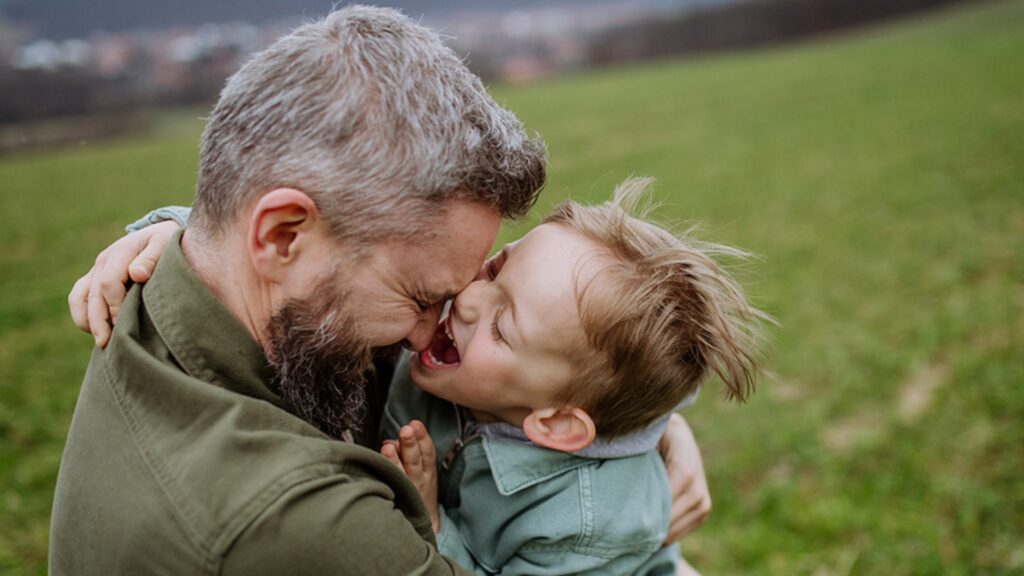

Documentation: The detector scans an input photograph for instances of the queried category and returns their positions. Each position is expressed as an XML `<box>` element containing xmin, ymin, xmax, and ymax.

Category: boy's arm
<box><xmin>70</xmin><ymin>225</ymin><xmax>181</xmax><ymax>348</ymax></box>
<box><xmin>124</xmin><ymin>205</ymin><xmax>191</xmax><ymax>233</ymax></box>
<box><xmin>70</xmin><ymin>206</ymin><xmax>190</xmax><ymax>347</ymax></box>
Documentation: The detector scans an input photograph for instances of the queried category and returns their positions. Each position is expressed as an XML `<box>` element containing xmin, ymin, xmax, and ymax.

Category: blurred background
<box><xmin>0</xmin><ymin>0</ymin><xmax>1021</xmax><ymax>573</ymax></box>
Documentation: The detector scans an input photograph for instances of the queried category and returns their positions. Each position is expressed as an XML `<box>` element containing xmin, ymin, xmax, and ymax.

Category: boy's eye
<box><xmin>490</xmin><ymin>315</ymin><xmax>507</xmax><ymax>345</ymax></box>
<box><xmin>490</xmin><ymin>305</ymin><xmax>511</xmax><ymax>346</ymax></box>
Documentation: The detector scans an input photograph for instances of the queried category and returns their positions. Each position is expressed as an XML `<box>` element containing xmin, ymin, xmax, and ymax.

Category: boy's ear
<box><xmin>522</xmin><ymin>407</ymin><xmax>597</xmax><ymax>453</ymax></box>
<box><xmin>248</xmin><ymin>188</ymin><xmax>321</xmax><ymax>281</ymax></box>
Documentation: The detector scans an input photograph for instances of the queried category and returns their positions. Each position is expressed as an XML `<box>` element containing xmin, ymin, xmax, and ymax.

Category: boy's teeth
<box><xmin>445</xmin><ymin>322</ymin><xmax>457</xmax><ymax>349</ymax></box>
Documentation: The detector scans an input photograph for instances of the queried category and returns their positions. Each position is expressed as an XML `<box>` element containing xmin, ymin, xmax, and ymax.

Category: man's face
<box><xmin>264</xmin><ymin>199</ymin><xmax>501</xmax><ymax>438</ymax></box>
<box><xmin>339</xmin><ymin>199</ymin><xmax>502</xmax><ymax>351</ymax></box>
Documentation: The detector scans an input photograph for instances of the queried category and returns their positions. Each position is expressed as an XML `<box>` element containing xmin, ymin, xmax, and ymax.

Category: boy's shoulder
<box><xmin>458</xmin><ymin>436</ymin><xmax>672</xmax><ymax>560</ymax></box>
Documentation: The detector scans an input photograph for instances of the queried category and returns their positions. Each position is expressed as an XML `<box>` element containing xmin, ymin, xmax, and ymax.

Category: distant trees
<box><xmin>1</xmin><ymin>0</ymin><xmax>981</xmax><ymax>128</ymax></box>
<box><xmin>0</xmin><ymin>68</ymin><xmax>140</xmax><ymax>125</ymax></box>
<box><xmin>589</xmin><ymin>0</ymin><xmax>974</xmax><ymax>65</ymax></box>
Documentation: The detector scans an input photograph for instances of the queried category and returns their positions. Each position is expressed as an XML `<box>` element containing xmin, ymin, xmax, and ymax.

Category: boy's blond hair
<box><xmin>545</xmin><ymin>177</ymin><xmax>770</xmax><ymax>439</ymax></box>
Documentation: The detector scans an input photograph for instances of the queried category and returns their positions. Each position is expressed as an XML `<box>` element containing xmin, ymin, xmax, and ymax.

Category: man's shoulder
<box><xmin>55</xmin><ymin>351</ymin><xmax>448</xmax><ymax>574</ymax></box>
<box><xmin>55</xmin><ymin>291</ymin><xmax>425</xmax><ymax>570</ymax></box>
<box><xmin>106</xmin><ymin>340</ymin><xmax>406</xmax><ymax>530</ymax></box>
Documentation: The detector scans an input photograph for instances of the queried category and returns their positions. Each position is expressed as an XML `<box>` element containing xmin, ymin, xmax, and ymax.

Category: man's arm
<box><xmin>659</xmin><ymin>413</ymin><xmax>712</xmax><ymax>544</ymax></box>
<box><xmin>221</xmin><ymin>473</ymin><xmax>472</xmax><ymax>576</ymax></box>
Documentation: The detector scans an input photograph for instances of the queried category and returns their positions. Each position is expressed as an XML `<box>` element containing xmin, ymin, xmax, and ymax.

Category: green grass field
<box><xmin>2</xmin><ymin>1</ymin><xmax>1022</xmax><ymax>573</ymax></box>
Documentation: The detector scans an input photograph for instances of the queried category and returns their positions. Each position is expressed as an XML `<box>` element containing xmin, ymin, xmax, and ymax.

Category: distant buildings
<box><xmin>443</xmin><ymin>2</ymin><xmax>669</xmax><ymax>83</ymax></box>
<box><xmin>0</xmin><ymin>0</ymin><xmax>956</xmax><ymax>126</ymax></box>
<box><xmin>1</xmin><ymin>0</ymin><xmax>673</xmax><ymax>110</ymax></box>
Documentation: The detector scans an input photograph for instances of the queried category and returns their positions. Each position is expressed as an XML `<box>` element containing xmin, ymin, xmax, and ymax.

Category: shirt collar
<box><xmin>476</xmin><ymin>415</ymin><xmax>671</xmax><ymax>496</ymax></box>
<box><xmin>479</xmin><ymin>434</ymin><xmax>592</xmax><ymax>496</ymax></box>
<box><xmin>143</xmin><ymin>228</ymin><xmax>283</xmax><ymax>408</ymax></box>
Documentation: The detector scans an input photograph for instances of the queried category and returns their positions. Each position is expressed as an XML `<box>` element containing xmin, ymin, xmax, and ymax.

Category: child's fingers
<box><xmin>380</xmin><ymin>442</ymin><xmax>402</xmax><ymax>469</ymax></box>
<box><xmin>128</xmin><ymin>221</ymin><xmax>178</xmax><ymax>283</ymax></box>
<box><xmin>69</xmin><ymin>271</ymin><xmax>93</xmax><ymax>333</ymax></box>
<box><xmin>411</xmin><ymin>420</ymin><xmax>436</xmax><ymax>464</ymax></box>
<box><xmin>399</xmin><ymin>425</ymin><xmax>423</xmax><ymax>477</ymax></box>
<box><xmin>86</xmin><ymin>256</ymin><xmax>113</xmax><ymax>348</ymax></box>
<box><xmin>128</xmin><ymin>240</ymin><xmax>161</xmax><ymax>283</ymax></box>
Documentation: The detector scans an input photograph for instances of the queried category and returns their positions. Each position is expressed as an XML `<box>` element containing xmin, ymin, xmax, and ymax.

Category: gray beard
<box><xmin>265</xmin><ymin>278</ymin><xmax>372</xmax><ymax>441</ymax></box>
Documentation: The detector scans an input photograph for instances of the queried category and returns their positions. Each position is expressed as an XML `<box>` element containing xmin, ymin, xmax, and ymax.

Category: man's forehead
<box><xmin>372</xmin><ymin>199</ymin><xmax>498</xmax><ymax>299</ymax></box>
<box><xmin>421</xmin><ymin>255</ymin><xmax>481</xmax><ymax>298</ymax></box>
<box><xmin>384</xmin><ymin>237</ymin><xmax>477</xmax><ymax>293</ymax></box>
<box><xmin>412</xmin><ymin>200</ymin><xmax>499</xmax><ymax>281</ymax></box>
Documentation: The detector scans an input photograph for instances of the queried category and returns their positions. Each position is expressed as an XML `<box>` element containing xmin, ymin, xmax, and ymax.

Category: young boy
<box><xmin>378</xmin><ymin>177</ymin><xmax>766</xmax><ymax>575</ymax></box>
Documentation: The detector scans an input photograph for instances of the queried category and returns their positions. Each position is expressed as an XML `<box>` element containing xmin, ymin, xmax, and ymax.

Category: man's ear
<box><xmin>522</xmin><ymin>407</ymin><xmax>597</xmax><ymax>453</ymax></box>
<box><xmin>247</xmin><ymin>188</ymin><xmax>321</xmax><ymax>281</ymax></box>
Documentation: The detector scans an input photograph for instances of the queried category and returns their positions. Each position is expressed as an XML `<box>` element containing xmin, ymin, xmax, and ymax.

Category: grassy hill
<box><xmin>1</xmin><ymin>1</ymin><xmax>1021</xmax><ymax>573</ymax></box>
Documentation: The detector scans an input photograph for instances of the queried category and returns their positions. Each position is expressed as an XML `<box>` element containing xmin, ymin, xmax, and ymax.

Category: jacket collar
<box><xmin>479</xmin><ymin>435</ymin><xmax>592</xmax><ymax>496</ymax></box>
<box><xmin>143</xmin><ymin>228</ymin><xmax>283</xmax><ymax>409</ymax></box>
<box><xmin>476</xmin><ymin>416</ymin><xmax>670</xmax><ymax>496</ymax></box>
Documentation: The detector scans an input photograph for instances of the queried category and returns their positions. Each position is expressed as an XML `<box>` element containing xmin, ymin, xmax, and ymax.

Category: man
<box><xmin>55</xmin><ymin>6</ymin><xmax>710</xmax><ymax>574</ymax></box>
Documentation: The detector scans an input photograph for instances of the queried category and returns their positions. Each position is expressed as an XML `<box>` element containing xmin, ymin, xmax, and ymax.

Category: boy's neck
<box><xmin>469</xmin><ymin>408</ymin><xmax>505</xmax><ymax>425</ymax></box>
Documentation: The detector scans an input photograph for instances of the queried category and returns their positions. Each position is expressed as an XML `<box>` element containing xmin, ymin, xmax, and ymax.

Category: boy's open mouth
<box><xmin>419</xmin><ymin>313</ymin><xmax>460</xmax><ymax>369</ymax></box>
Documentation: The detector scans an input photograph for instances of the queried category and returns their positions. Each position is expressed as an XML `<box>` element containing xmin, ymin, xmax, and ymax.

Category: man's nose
<box><xmin>404</xmin><ymin>303</ymin><xmax>443</xmax><ymax>351</ymax></box>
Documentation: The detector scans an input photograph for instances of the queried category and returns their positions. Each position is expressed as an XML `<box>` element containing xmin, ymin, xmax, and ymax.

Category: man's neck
<box><xmin>180</xmin><ymin>227</ymin><xmax>270</xmax><ymax>351</ymax></box>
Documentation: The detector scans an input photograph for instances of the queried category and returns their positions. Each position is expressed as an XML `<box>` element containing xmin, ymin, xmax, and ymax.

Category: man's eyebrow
<box><xmin>423</xmin><ymin>289</ymin><xmax>456</xmax><ymax>304</ymax></box>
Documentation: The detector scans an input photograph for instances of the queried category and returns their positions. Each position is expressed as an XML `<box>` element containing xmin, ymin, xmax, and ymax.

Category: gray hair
<box><xmin>193</xmin><ymin>5</ymin><xmax>546</xmax><ymax>242</ymax></box>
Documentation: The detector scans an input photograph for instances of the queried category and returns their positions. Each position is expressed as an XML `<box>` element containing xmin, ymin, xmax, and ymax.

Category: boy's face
<box><xmin>409</xmin><ymin>223</ymin><xmax>605</xmax><ymax>425</ymax></box>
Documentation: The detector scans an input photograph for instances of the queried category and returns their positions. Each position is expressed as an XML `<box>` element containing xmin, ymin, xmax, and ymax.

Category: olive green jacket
<box><xmin>49</xmin><ymin>229</ymin><xmax>469</xmax><ymax>575</ymax></box>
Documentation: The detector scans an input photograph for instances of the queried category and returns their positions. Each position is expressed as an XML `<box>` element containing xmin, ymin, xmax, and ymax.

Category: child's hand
<box><xmin>69</xmin><ymin>220</ymin><xmax>179</xmax><ymax>347</ymax></box>
<box><xmin>381</xmin><ymin>420</ymin><xmax>440</xmax><ymax>532</ymax></box>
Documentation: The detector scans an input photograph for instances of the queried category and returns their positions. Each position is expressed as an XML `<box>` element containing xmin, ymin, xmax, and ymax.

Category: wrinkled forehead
<box><xmin>394</xmin><ymin>199</ymin><xmax>501</xmax><ymax>296</ymax></box>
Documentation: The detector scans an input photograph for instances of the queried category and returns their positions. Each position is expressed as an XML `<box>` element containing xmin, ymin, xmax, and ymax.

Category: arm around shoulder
<box><xmin>124</xmin><ymin>206</ymin><xmax>192</xmax><ymax>233</ymax></box>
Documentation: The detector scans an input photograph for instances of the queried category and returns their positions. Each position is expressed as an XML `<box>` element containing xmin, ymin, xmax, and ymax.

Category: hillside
<box><xmin>1</xmin><ymin>1</ymin><xmax>1021</xmax><ymax>573</ymax></box>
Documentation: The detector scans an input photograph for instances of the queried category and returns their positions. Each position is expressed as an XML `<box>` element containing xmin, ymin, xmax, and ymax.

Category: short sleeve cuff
<box><xmin>125</xmin><ymin>206</ymin><xmax>192</xmax><ymax>234</ymax></box>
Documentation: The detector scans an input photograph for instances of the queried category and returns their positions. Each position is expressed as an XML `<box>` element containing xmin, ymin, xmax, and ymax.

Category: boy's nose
<box><xmin>453</xmin><ymin>280</ymin><xmax>486</xmax><ymax>325</ymax></box>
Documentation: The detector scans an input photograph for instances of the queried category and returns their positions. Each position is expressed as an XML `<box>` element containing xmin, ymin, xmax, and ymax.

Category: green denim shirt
<box><xmin>50</xmin><ymin>229</ymin><xmax>470</xmax><ymax>575</ymax></box>
<box><xmin>382</xmin><ymin>353</ymin><xmax>680</xmax><ymax>576</ymax></box>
